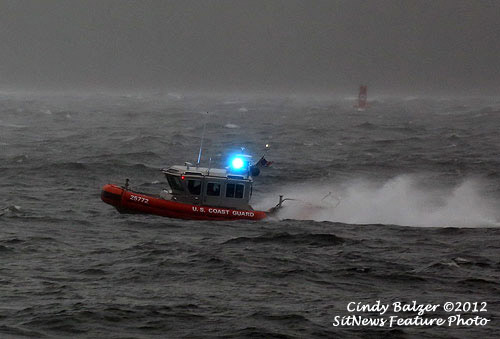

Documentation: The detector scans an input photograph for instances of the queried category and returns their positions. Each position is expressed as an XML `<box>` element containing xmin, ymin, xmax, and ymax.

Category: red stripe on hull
<box><xmin>101</xmin><ymin>184</ymin><xmax>267</xmax><ymax>221</ymax></box>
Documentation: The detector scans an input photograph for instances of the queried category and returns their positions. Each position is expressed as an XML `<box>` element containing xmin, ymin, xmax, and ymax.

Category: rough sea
<box><xmin>1</xmin><ymin>91</ymin><xmax>499</xmax><ymax>338</ymax></box>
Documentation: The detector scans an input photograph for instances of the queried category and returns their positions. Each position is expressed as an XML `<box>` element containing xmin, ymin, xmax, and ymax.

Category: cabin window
<box><xmin>226</xmin><ymin>183</ymin><xmax>244</xmax><ymax>198</ymax></box>
<box><xmin>235</xmin><ymin>184</ymin><xmax>244</xmax><ymax>198</ymax></box>
<box><xmin>206</xmin><ymin>183</ymin><xmax>221</xmax><ymax>196</ymax></box>
<box><xmin>226</xmin><ymin>184</ymin><xmax>235</xmax><ymax>197</ymax></box>
<box><xmin>187</xmin><ymin>179</ymin><xmax>201</xmax><ymax>195</ymax></box>
<box><xmin>167</xmin><ymin>175</ymin><xmax>184</xmax><ymax>191</ymax></box>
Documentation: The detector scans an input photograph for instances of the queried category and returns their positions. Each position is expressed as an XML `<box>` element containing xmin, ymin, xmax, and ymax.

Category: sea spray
<box><xmin>258</xmin><ymin>175</ymin><xmax>499</xmax><ymax>227</ymax></box>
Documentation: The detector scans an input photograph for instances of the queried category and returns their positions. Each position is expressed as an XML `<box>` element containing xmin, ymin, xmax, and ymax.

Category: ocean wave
<box><xmin>223</xmin><ymin>232</ymin><xmax>345</xmax><ymax>247</ymax></box>
<box><xmin>0</xmin><ymin>325</ymin><xmax>44</xmax><ymax>338</ymax></box>
<box><xmin>0</xmin><ymin>205</ymin><xmax>22</xmax><ymax>217</ymax></box>
<box><xmin>33</xmin><ymin>162</ymin><xmax>88</xmax><ymax>171</ymax></box>
<box><xmin>0</xmin><ymin>120</ymin><xmax>28</xmax><ymax>128</ymax></box>
<box><xmin>2</xmin><ymin>95</ymin><xmax>500</xmax><ymax>338</ymax></box>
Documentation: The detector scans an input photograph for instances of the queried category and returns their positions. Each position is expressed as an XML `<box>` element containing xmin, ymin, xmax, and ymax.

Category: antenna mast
<box><xmin>197</xmin><ymin>112</ymin><xmax>208</xmax><ymax>168</ymax></box>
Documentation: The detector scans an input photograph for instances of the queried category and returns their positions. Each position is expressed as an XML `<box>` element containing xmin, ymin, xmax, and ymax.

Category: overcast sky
<box><xmin>1</xmin><ymin>0</ymin><xmax>499</xmax><ymax>95</ymax></box>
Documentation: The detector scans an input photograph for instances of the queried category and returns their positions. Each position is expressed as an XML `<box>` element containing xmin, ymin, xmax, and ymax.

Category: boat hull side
<box><xmin>101</xmin><ymin>184</ymin><xmax>267</xmax><ymax>221</ymax></box>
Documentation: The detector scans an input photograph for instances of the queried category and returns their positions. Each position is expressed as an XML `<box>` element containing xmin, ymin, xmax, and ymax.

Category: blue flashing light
<box><xmin>231</xmin><ymin>157</ymin><xmax>244</xmax><ymax>170</ymax></box>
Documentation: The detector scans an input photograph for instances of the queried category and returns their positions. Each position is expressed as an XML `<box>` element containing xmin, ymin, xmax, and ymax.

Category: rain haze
<box><xmin>1</xmin><ymin>0</ymin><xmax>500</xmax><ymax>95</ymax></box>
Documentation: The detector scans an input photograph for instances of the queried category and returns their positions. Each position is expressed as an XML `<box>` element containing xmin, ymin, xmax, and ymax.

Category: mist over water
<box><xmin>1</xmin><ymin>1</ymin><xmax>500</xmax><ymax>94</ymax></box>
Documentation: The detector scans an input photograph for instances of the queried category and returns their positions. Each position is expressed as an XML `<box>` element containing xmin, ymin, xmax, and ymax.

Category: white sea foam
<box><xmin>261</xmin><ymin>175</ymin><xmax>499</xmax><ymax>227</ymax></box>
<box><xmin>167</xmin><ymin>92</ymin><xmax>183</xmax><ymax>100</ymax></box>
<box><xmin>0</xmin><ymin>120</ymin><xmax>27</xmax><ymax>128</ymax></box>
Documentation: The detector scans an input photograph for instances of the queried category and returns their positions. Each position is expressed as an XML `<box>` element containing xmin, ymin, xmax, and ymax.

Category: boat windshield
<box><xmin>167</xmin><ymin>175</ymin><xmax>184</xmax><ymax>191</ymax></box>
<box><xmin>187</xmin><ymin>179</ymin><xmax>202</xmax><ymax>195</ymax></box>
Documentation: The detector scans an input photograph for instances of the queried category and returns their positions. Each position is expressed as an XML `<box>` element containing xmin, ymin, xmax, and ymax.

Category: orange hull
<box><xmin>101</xmin><ymin>184</ymin><xmax>267</xmax><ymax>221</ymax></box>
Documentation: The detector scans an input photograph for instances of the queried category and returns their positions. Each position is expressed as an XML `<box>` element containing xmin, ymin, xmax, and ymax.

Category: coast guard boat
<box><xmin>101</xmin><ymin>152</ymin><xmax>283</xmax><ymax>221</ymax></box>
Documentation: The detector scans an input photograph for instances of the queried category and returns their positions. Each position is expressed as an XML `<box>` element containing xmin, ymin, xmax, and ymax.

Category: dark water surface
<box><xmin>1</xmin><ymin>92</ymin><xmax>499</xmax><ymax>338</ymax></box>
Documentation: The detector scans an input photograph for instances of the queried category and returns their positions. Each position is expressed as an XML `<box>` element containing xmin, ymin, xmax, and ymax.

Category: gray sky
<box><xmin>1</xmin><ymin>0</ymin><xmax>499</xmax><ymax>94</ymax></box>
